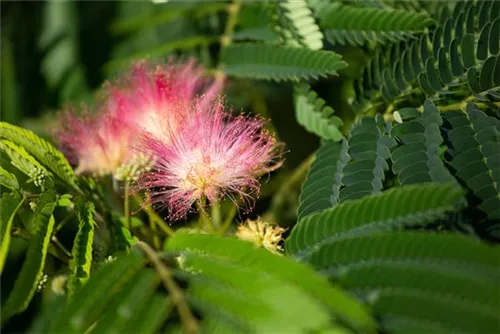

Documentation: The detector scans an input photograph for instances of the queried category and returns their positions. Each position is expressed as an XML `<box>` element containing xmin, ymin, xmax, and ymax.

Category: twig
<box><xmin>136</xmin><ymin>241</ymin><xmax>199</xmax><ymax>334</ymax></box>
<box><xmin>123</xmin><ymin>182</ymin><xmax>131</xmax><ymax>230</ymax></box>
<box><xmin>134</xmin><ymin>194</ymin><xmax>175</xmax><ymax>237</ymax></box>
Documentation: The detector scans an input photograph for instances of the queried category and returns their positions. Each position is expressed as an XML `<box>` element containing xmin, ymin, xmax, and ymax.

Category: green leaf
<box><xmin>0</xmin><ymin>139</ymin><xmax>51</xmax><ymax>189</ymax></box>
<box><xmin>120</xmin><ymin>295</ymin><xmax>171</xmax><ymax>334</ymax></box>
<box><xmin>50</xmin><ymin>250</ymin><xmax>146</xmax><ymax>333</ymax></box>
<box><xmin>67</xmin><ymin>202</ymin><xmax>95</xmax><ymax>300</ymax></box>
<box><xmin>0</xmin><ymin>192</ymin><xmax>24</xmax><ymax>274</ymax></box>
<box><xmin>89</xmin><ymin>269</ymin><xmax>161</xmax><ymax>334</ymax></box>
<box><xmin>319</xmin><ymin>3</ymin><xmax>434</xmax><ymax>46</ymax></box>
<box><xmin>297</xmin><ymin>140</ymin><xmax>347</xmax><ymax>221</ymax></box>
<box><xmin>337</xmin><ymin>116</ymin><xmax>396</xmax><ymax>203</ymax></box>
<box><xmin>1</xmin><ymin>189</ymin><xmax>56</xmax><ymax>323</ymax></box>
<box><xmin>286</xmin><ymin>183</ymin><xmax>465</xmax><ymax>259</ymax></box>
<box><xmin>307</xmin><ymin>232</ymin><xmax>500</xmax><ymax>334</ymax></box>
<box><xmin>391</xmin><ymin>100</ymin><xmax>456</xmax><ymax>185</ymax></box>
<box><xmin>277</xmin><ymin>0</ymin><xmax>324</xmax><ymax>50</ymax></box>
<box><xmin>294</xmin><ymin>83</ymin><xmax>344</xmax><ymax>141</ymax></box>
<box><xmin>166</xmin><ymin>231</ymin><xmax>376</xmax><ymax>333</ymax></box>
<box><xmin>221</xmin><ymin>43</ymin><xmax>347</xmax><ymax>82</ymax></box>
<box><xmin>443</xmin><ymin>104</ymin><xmax>500</xmax><ymax>219</ymax></box>
<box><xmin>0</xmin><ymin>166</ymin><xmax>19</xmax><ymax>191</ymax></box>
<box><xmin>0</xmin><ymin>122</ymin><xmax>79</xmax><ymax>191</ymax></box>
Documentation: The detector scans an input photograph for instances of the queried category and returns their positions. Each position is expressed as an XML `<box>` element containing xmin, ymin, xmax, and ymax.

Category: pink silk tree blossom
<box><xmin>106</xmin><ymin>59</ymin><xmax>222</xmax><ymax>142</ymax></box>
<box><xmin>54</xmin><ymin>105</ymin><xmax>132</xmax><ymax>177</ymax></box>
<box><xmin>135</xmin><ymin>98</ymin><xmax>282</xmax><ymax>222</ymax></box>
<box><xmin>53</xmin><ymin>58</ymin><xmax>222</xmax><ymax>179</ymax></box>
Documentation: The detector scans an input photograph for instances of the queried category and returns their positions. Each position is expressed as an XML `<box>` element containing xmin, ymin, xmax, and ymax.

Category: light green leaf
<box><xmin>1</xmin><ymin>189</ymin><xmax>56</xmax><ymax>323</ymax></box>
<box><xmin>0</xmin><ymin>192</ymin><xmax>24</xmax><ymax>273</ymax></box>
<box><xmin>67</xmin><ymin>202</ymin><xmax>95</xmax><ymax>300</ymax></box>
<box><xmin>0</xmin><ymin>122</ymin><xmax>79</xmax><ymax>191</ymax></box>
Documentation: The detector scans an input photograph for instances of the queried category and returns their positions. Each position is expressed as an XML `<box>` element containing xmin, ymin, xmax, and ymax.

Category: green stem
<box><xmin>197</xmin><ymin>199</ymin><xmax>215</xmax><ymax>233</ymax></box>
<box><xmin>214</xmin><ymin>0</ymin><xmax>242</xmax><ymax>80</ymax></box>
<box><xmin>136</xmin><ymin>242</ymin><xmax>199</xmax><ymax>334</ymax></box>
<box><xmin>124</xmin><ymin>182</ymin><xmax>131</xmax><ymax>230</ymax></box>
<box><xmin>217</xmin><ymin>204</ymin><xmax>238</xmax><ymax>235</ymax></box>
<box><xmin>262</xmin><ymin>153</ymin><xmax>315</xmax><ymax>222</ymax></box>
<box><xmin>211</xmin><ymin>203</ymin><xmax>221</xmax><ymax>230</ymax></box>
<box><xmin>133</xmin><ymin>194</ymin><xmax>175</xmax><ymax>237</ymax></box>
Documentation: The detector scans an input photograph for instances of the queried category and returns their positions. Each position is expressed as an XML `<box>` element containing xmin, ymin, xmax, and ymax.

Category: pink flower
<box><xmin>106</xmin><ymin>58</ymin><xmax>222</xmax><ymax>142</ymax></box>
<box><xmin>135</xmin><ymin>99</ymin><xmax>282</xmax><ymax>221</ymax></box>
<box><xmin>54</xmin><ymin>105</ymin><xmax>132</xmax><ymax>177</ymax></box>
<box><xmin>53</xmin><ymin>58</ymin><xmax>222</xmax><ymax>179</ymax></box>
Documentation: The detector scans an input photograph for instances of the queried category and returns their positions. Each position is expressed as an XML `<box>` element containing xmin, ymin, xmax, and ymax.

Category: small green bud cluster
<box><xmin>115</xmin><ymin>153</ymin><xmax>155</xmax><ymax>182</ymax></box>
<box><xmin>29</xmin><ymin>166</ymin><xmax>47</xmax><ymax>188</ymax></box>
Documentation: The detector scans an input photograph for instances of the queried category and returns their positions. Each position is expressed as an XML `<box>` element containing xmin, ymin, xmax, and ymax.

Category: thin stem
<box><xmin>134</xmin><ymin>194</ymin><xmax>175</xmax><ymax>237</ymax></box>
<box><xmin>51</xmin><ymin>235</ymin><xmax>73</xmax><ymax>259</ymax></box>
<box><xmin>136</xmin><ymin>242</ymin><xmax>199</xmax><ymax>334</ymax></box>
<box><xmin>214</xmin><ymin>0</ymin><xmax>242</xmax><ymax>80</ymax></box>
<box><xmin>217</xmin><ymin>204</ymin><xmax>238</xmax><ymax>236</ymax></box>
<box><xmin>197</xmin><ymin>199</ymin><xmax>215</xmax><ymax>233</ymax></box>
<box><xmin>211</xmin><ymin>203</ymin><xmax>221</xmax><ymax>230</ymax></box>
<box><xmin>124</xmin><ymin>182</ymin><xmax>131</xmax><ymax>230</ymax></box>
<box><xmin>262</xmin><ymin>153</ymin><xmax>315</xmax><ymax>222</ymax></box>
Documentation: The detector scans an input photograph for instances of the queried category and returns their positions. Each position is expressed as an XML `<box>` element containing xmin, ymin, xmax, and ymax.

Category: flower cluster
<box><xmin>54</xmin><ymin>58</ymin><xmax>281</xmax><ymax>221</ymax></box>
<box><xmin>236</xmin><ymin>219</ymin><xmax>286</xmax><ymax>254</ymax></box>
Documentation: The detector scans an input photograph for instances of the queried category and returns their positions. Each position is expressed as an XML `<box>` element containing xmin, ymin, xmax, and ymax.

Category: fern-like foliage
<box><xmin>276</xmin><ymin>0</ymin><xmax>323</xmax><ymax>50</ymax></box>
<box><xmin>0</xmin><ymin>139</ymin><xmax>51</xmax><ymax>189</ymax></box>
<box><xmin>391</xmin><ymin>100</ymin><xmax>456</xmax><ymax>184</ymax></box>
<box><xmin>353</xmin><ymin>0</ymin><xmax>500</xmax><ymax>113</ymax></box>
<box><xmin>165</xmin><ymin>231</ymin><xmax>376</xmax><ymax>333</ymax></box>
<box><xmin>297</xmin><ymin>140</ymin><xmax>347</xmax><ymax>221</ymax></box>
<box><xmin>442</xmin><ymin>103</ymin><xmax>500</xmax><ymax>220</ymax></box>
<box><xmin>287</xmin><ymin>182</ymin><xmax>464</xmax><ymax>259</ymax></box>
<box><xmin>317</xmin><ymin>3</ymin><xmax>435</xmax><ymax>46</ymax></box>
<box><xmin>1</xmin><ymin>189</ymin><xmax>56</xmax><ymax>324</ymax></box>
<box><xmin>336</xmin><ymin>115</ymin><xmax>396</xmax><ymax>202</ymax></box>
<box><xmin>0</xmin><ymin>122</ymin><xmax>79</xmax><ymax>190</ymax></box>
<box><xmin>68</xmin><ymin>202</ymin><xmax>95</xmax><ymax>299</ymax></box>
<box><xmin>294</xmin><ymin>83</ymin><xmax>344</xmax><ymax>141</ymax></box>
<box><xmin>307</xmin><ymin>232</ymin><xmax>500</xmax><ymax>334</ymax></box>
<box><xmin>221</xmin><ymin>43</ymin><xmax>347</xmax><ymax>82</ymax></box>
<box><xmin>30</xmin><ymin>233</ymin><xmax>376</xmax><ymax>333</ymax></box>
<box><xmin>0</xmin><ymin>192</ymin><xmax>24</xmax><ymax>274</ymax></box>
<box><xmin>0</xmin><ymin>166</ymin><xmax>19</xmax><ymax>191</ymax></box>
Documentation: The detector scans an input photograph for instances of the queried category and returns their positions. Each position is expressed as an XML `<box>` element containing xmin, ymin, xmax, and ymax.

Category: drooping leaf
<box><xmin>0</xmin><ymin>192</ymin><xmax>24</xmax><ymax>274</ymax></box>
<box><xmin>1</xmin><ymin>189</ymin><xmax>56</xmax><ymax>323</ymax></box>
<box><xmin>294</xmin><ymin>83</ymin><xmax>343</xmax><ymax>141</ymax></box>
<box><xmin>67</xmin><ymin>202</ymin><xmax>96</xmax><ymax>299</ymax></box>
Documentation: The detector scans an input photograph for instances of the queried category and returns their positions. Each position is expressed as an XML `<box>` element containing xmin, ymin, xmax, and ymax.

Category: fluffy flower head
<box><xmin>54</xmin><ymin>58</ymin><xmax>221</xmax><ymax>179</ymax></box>
<box><xmin>136</xmin><ymin>99</ymin><xmax>282</xmax><ymax>221</ymax></box>
<box><xmin>106</xmin><ymin>58</ymin><xmax>222</xmax><ymax>141</ymax></box>
<box><xmin>54</xmin><ymin>106</ymin><xmax>133</xmax><ymax>177</ymax></box>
